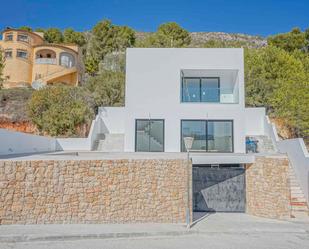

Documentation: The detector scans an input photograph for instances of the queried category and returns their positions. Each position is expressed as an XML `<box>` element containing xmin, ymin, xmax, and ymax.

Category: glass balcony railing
<box><xmin>182</xmin><ymin>87</ymin><xmax>239</xmax><ymax>104</ymax></box>
<box><xmin>35</xmin><ymin>58</ymin><xmax>57</xmax><ymax>65</ymax></box>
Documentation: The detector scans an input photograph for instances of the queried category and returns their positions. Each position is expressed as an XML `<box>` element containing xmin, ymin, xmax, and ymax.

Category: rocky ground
<box><xmin>0</xmin><ymin>88</ymin><xmax>36</xmax><ymax>133</ymax></box>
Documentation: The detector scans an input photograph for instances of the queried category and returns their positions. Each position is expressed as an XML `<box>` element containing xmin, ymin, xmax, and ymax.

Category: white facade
<box><xmin>0</xmin><ymin>48</ymin><xmax>272</xmax><ymax>160</ymax></box>
<box><xmin>122</xmin><ymin>48</ymin><xmax>247</xmax><ymax>153</ymax></box>
<box><xmin>96</xmin><ymin>48</ymin><xmax>270</xmax><ymax>155</ymax></box>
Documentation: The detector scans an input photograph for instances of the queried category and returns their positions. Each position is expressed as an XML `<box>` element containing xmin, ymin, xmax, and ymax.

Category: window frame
<box><xmin>4</xmin><ymin>49</ymin><xmax>13</xmax><ymax>59</ymax></box>
<box><xmin>16</xmin><ymin>49</ymin><xmax>28</xmax><ymax>60</ymax></box>
<box><xmin>135</xmin><ymin>119</ymin><xmax>165</xmax><ymax>152</ymax></box>
<box><xmin>181</xmin><ymin>77</ymin><xmax>220</xmax><ymax>103</ymax></box>
<box><xmin>59</xmin><ymin>52</ymin><xmax>76</xmax><ymax>68</ymax></box>
<box><xmin>17</xmin><ymin>33</ymin><xmax>29</xmax><ymax>43</ymax></box>
<box><xmin>5</xmin><ymin>33</ymin><xmax>13</xmax><ymax>41</ymax></box>
<box><xmin>180</xmin><ymin>119</ymin><xmax>234</xmax><ymax>153</ymax></box>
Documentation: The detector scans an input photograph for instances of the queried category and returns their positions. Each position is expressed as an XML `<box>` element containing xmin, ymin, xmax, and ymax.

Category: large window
<box><xmin>16</xmin><ymin>50</ymin><xmax>28</xmax><ymax>59</ymax></box>
<box><xmin>5</xmin><ymin>33</ymin><xmax>13</xmax><ymax>41</ymax></box>
<box><xmin>60</xmin><ymin>52</ymin><xmax>75</xmax><ymax>68</ymax></box>
<box><xmin>17</xmin><ymin>34</ymin><xmax>29</xmax><ymax>43</ymax></box>
<box><xmin>135</xmin><ymin>119</ymin><xmax>164</xmax><ymax>152</ymax></box>
<box><xmin>4</xmin><ymin>49</ymin><xmax>13</xmax><ymax>59</ymax></box>
<box><xmin>181</xmin><ymin>120</ymin><xmax>233</xmax><ymax>152</ymax></box>
<box><xmin>182</xmin><ymin>77</ymin><xmax>220</xmax><ymax>103</ymax></box>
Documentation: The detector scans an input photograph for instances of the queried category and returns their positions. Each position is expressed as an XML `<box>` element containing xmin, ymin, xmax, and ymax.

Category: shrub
<box><xmin>85</xmin><ymin>71</ymin><xmax>125</xmax><ymax>109</ymax></box>
<box><xmin>28</xmin><ymin>85</ymin><xmax>95</xmax><ymax>136</ymax></box>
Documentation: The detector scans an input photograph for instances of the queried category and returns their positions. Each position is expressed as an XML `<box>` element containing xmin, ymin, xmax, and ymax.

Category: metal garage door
<box><xmin>193</xmin><ymin>166</ymin><xmax>245</xmax><ymax>212</ymax></box>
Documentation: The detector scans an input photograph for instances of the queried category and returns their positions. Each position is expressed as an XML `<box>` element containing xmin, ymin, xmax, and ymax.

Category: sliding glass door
<box><xmin>201</xmin><ymin>78</ymin><xmax>220</xmax><ymax>102</ymax></box>
<box><xmin>181</xmin><ymin>120</ymin><xmax>233</xmax><ymax>152</ymax></box>
<box><xmin>207</xmin><ymin>121</ymin><xmax>233</xmax><ymax>152</ymax></box>
<box><xmin>135</xmin><ymin>119</ymin><xmax>164</xmax><ymax>152</ymax></box>
<box><xmin>182</xmin><ymin>77</ymin><xmax>220</xmax><ymax>103</ymax></box>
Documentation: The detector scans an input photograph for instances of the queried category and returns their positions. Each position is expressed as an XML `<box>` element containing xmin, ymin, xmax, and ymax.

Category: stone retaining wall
<box><xmin>246</xmin><ymin>156</ymin><xmax>291</xmax><ymax>219</ymax></box>
<box><xmin>0</xmin><ymin>159</ymin><xmax>190</xmax><ymax>224</ymax></box>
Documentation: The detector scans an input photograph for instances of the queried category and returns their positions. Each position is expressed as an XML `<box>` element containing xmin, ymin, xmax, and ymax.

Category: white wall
<box><xmin>278</xmin><ymin>138</ymin><xmax>309</xmax><ymax>204</ymax></box>
<box><xmin>124</xmin><ymin>48</ymin><xmax>246</xmax><ymax>153</ymax></box>
<box><xmin>56</xmin><ymin>115</ymin><xmax>104</xmax><ymax>151</ymax></box>
<box><xmin>99</xmin><ymin>107</ymin><xmax>125</xmax><ymax>134</ymax></box>
<box><xmin>0</xmin><ymin>129</ymin><xmax>57</xmax><ymax>156</ymax></box>
<box><xmin>264</xmin><ymin>116</ymin><xmax>279</xmax><ymax>147</ymax></box>
<box><xmin>245</xmin><ymin>107</ymin><xmax>266</xmax><ymax>135</ymax></box>
<box><xmin>56</xmin><ymin>138</ymin><xmax>90</xmax><ymax>151</ymax></box>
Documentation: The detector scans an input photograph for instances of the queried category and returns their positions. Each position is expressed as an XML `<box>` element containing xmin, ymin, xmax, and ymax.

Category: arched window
<box><xmin>59</xmin><ymin>52</ymin><xmax>75</xmax><ymax>68</ymax></box>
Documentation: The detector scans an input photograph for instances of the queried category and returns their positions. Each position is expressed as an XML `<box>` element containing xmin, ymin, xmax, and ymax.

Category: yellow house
<box><xmin>0</xmin><ymin>28</ymin><xmax>81</xmax><ymax>88</ymax></box>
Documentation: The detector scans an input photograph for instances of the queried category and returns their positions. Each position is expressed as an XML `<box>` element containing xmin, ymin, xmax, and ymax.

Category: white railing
<box><xmin>182</xmin><ymin>87</ymin><xmax>239</xmax><ymax>103</ymax></box>
<box><xmin>35</xmin><ymin>58</ymin><xmax>57</xmax><ymax>65</ymax></box>
<box><xmin>220</xmin><ymin>87</ymin><xmax>239</xmax><ymax>104</ymax></box>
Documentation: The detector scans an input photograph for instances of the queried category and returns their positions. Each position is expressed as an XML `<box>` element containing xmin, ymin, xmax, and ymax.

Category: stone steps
<box><xmin>288</xmin><ymin>166</ymin><xmax>309</xmax><ymax>218</ymax></box>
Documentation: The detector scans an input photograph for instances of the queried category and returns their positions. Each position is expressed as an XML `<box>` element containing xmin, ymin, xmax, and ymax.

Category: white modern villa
<box><xmin>96</xmin><ymin>48</ymin><xmax>275</xmax><ymax>163</ymax></box>
<box><xmin>1</xmin><ymin>48</ymin><xmax>308</xmax><ymax>219</ymax></box>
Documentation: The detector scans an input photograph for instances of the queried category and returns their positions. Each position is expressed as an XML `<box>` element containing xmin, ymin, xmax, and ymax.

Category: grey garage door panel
<box><xmin>193</xmin><ymin>167</ymin><xmax>245</xmax><ymax>212</ymax></box>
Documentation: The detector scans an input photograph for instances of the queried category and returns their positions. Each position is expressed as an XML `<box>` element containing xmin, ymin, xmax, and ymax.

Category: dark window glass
<box><xmin>181</xmin><ymin>120</ymin><xmax>233</xmax><ymax>152</ymax></box>
<box><xmin>201</xmin><ymin>78</ymin><xmax>220</xmax><ymax>102</ymax></box>
<box><xmin>136</xmin><ymin>120</ymin><xmax>164</xmax><ymax>152</ymax></box>
<box><xmin>207</xmin><ymin>121</ymin><xmax>233</xmax><ymax>152</ymax></box>
<box><xmin>17</xmin><ymin>34</ymin><xmax>29</xmax><ymax>43</ymax></box>
<box><xmin>181</xmin><ymin>120</ymin><xmax>206</xmax><ymax>151</ymax></box>
<box><xmin>182</xmin><ymin>78</ymin><xmax>200</xmax><ymax>102</ymax></box>
<box><xmin>4</xmin><ymin>50</ymin><xmax>12</xmax><ymax>58</ymax></box>
<box><xmin>16</xmin><ymin>50</ymin><xmax>28</xmax><ymax>59</ymax></box>
<box><xmin>182</xmin><ymin>77</ymin><xmax>220</xmax><ymax>103</ymax></box>
<box><xmin>5</xmin><ymin>34</ymin><xmax>13</xmax><ymax>41</ymax></box>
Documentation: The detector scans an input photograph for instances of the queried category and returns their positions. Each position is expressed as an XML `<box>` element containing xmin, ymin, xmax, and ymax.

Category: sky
<box><xmin>0</xmin><ymin>0</ymin><xmax>309</xmax><ymax>37</ymax></box>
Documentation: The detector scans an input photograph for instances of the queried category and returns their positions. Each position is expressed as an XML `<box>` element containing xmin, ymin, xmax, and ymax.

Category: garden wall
<box><xmin>0</xmin><ymin>158</ymin><xmax>190</xmax><ymax>224</ymax></box>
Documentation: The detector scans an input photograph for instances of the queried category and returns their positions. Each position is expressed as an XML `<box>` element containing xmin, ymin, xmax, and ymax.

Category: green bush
<box><xmin>138</xmin><ymin>22</ymin><xmax>191</xmax><ymax>48</ymax></box>
<box><xmin>85</xmin><ymin>71</ymin><xmax>125</xmax><ymax>108</ymax></box>
<box><xmin>28</xmin><ymin>85</ymin><xmax>95</xmax><ymax>136</ymax></box>
<box><xmin>245</xmin><ymin>46</ymin><xmax>309</xmax><ymax>137</ymax></box>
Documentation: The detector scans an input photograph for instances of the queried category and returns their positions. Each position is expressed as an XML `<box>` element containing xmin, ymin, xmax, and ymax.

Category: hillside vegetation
<box><xmin>0</xmin><ymin>22</ymin><xmax>308</xmax><ymax>140</ymax></box>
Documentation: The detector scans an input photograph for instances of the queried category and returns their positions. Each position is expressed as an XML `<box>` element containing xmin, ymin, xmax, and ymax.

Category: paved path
<box><xmin>1</xmin><ymin>213</ymin><xmax>309</xmax><ymax>249</ymax></box>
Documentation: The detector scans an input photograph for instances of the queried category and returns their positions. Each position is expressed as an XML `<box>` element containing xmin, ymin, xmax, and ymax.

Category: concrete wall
<box><xmin>0</xmin><ymin>129</ymin><xmax>57</xmax><ymax>156</ymax></box>
<box><xmin>0</xmin><ymin>114</ymin><xmax>110</xmax><ymax>154</ymax></box>
<box><xmin>99</xmin><ymin>107</ymin><xmax>125</xmax><ymax>134</ymax></box>
<box><xmin>55</xmin><ymin>138</ymin><xmax>90</xmax><ymax>151</ymax></box>
<box><xmin>245</xmin><ymin>107</ymin><xmax>265</xmax><ymax>135</ymax></box>
<box><xmin>56</xmin><ymin>115</ymin><xmax>103</xmax><ymax>151</ymax></box>
<box><xmin>278</xmin><ymin>138</ymin><xmax>309</xmax><ymax>205</ymax></box>
<box><xmin>124</xmin><ymin>48</ymin><xmax>246</xmax><ymax>153</ymax></box>
<box><xmin>0</xmin><ymin>158</ymin><xmax>190</xmax><ymax>224</ymax></box>
<box><xmin>246</xmin><ymin>155</ymin><xmax>291</xmax><ymax>219</ymax></box>
<box><xmin>264</xmin><ymin>116</ymin><xmax>279</xmax><ymax>148</ymax></box>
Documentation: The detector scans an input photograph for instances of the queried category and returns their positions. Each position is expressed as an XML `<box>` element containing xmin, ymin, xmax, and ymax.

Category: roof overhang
<box><xmin>181</xmin><ymin>69</ymin><xmax>239</xmax><ymax>78</ymax></box>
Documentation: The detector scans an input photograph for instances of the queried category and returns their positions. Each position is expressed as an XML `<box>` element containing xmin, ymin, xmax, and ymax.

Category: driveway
<box><xmin>1</xmin><ymin>213</ymin><xmax>309</xmax><ymax>249</ymax></box>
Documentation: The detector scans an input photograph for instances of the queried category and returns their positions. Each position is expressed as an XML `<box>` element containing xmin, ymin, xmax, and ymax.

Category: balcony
<box><xmin>35</xmin><ymin>58</ymin><xmax>57</xmax><ymax>65</ymax></box>
<box><xmin>181</xmin><ymin>69</ymin><xmax>240</xmax><ymax>104</ymax></box>
<box><xmin>182</xmin><ymin>86</ymin><xmax>239</xmax><ymax>104</ymax></box>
